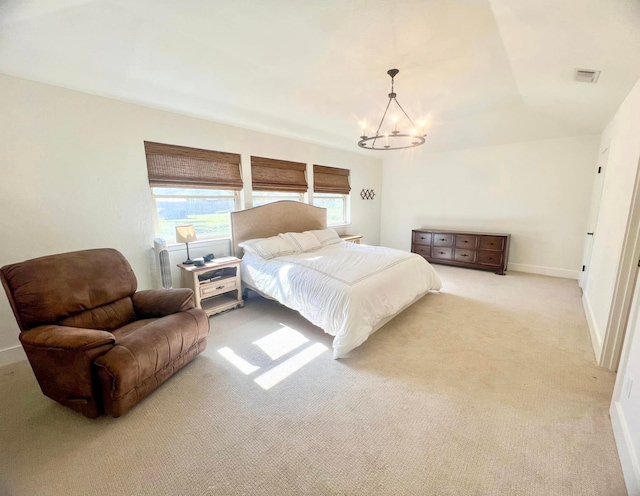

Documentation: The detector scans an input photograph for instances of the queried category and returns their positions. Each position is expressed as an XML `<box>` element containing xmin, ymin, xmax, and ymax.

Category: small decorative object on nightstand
<box><xmin>178</xmin><ymin>256</ymin><xmax>244</xmax><ymax>316</ymax></box>
<box><xmin>340</xmin><ymin>234</ymin><xmax>363</xmax><ymax>244</ymax></box>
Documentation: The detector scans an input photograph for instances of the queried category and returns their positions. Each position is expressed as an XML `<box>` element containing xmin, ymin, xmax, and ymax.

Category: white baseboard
<box><xmin>611</xmin><ymin>400</ymin><xmax>640</xmax><ymax>495</ymax></box>
<box><xmin>508</xmin><ymin>263</ymin><xmax>580</xmax><ymax>280</ymax></box>
<box><xmin>582</xmin><ymin>291</ymin><xmax>603</xmax><ymax>363</ymax></box>
<box><xmin>0</xmin><ymin>345</ymin><xmax>26</xmax><ymax>367</ymax></box>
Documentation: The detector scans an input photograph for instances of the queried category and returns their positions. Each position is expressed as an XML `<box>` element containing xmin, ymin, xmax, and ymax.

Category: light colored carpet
<box><xmin>0</xmin><ymin>265</ymin><xmax>625</xmax><ymax>495</ymax></box>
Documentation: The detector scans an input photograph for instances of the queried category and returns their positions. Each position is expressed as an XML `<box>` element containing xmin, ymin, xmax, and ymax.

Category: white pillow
<box><xmin>310</xmin><ymin>228</ymin><xmax>342</xmax><ymax>247</ymax></box>
<box><xmin>280</xmin><ymin>231</ymin><xmax>322</xmax><ymax>253</ymax></box>
<box><xmin>238</xmin><ymin>235</ymin><xmax>296</xmax><ymax>260</ymax></box>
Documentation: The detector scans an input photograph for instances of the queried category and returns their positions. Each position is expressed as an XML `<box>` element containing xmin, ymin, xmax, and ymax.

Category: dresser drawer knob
<box><xmin>440</xmin><ymin>238</ymin><xmax>446</xmax><ymax>241</ymax></box>
<box><xmin>461</xmin><ymin>254</ymin><xmax>468</xmax><ymax>257</ymax></box>
<box><xmin>439</xmin><ymin>251</ymin><xmax>445</xmax><ymax>254</ymax></box>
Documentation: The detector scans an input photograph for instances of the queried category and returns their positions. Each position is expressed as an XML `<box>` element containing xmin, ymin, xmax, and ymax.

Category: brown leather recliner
<box><xmin>0</xmin><ymin>248</ymin><xmax>210</xmax><ymax>418</ymax></box>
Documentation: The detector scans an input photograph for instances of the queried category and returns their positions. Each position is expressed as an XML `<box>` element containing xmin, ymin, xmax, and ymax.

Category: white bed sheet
<box><xmin>240</xmin><ymin>241</ymin><xmax>442</xmax><ymax>358</ymax></box>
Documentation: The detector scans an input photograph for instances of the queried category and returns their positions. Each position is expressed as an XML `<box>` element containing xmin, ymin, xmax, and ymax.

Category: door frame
<box><xmin>600</xmin><ymin>153</ymin><xmax>640</xmax><ymax>370</ymax></box>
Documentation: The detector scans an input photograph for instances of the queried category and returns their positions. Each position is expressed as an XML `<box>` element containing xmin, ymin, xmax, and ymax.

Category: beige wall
<box><xmin>379</xmin><ymin>135</ymin><xmax>599</xmax><ymax>278</ymax></box>
<box><xmin>0</xmin><ymin>74</ymin><xmax>382</xmax><ymax>361</ymax></box>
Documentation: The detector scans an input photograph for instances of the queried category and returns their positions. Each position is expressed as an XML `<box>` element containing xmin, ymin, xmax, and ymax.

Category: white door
<box><xmin>580</xmin><ymin>147</ymin><xmax>609</xmax><ymax>289</ymax></box>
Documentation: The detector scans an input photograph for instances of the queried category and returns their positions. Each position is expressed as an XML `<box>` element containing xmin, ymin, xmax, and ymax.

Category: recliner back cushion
<box><xmin>59</xmin><ymin>296</ymin><xmax>137</xmax><ymax>331</ymax></box>
<box><xmin>0</xmin><ymin>248</ymin><xmax>137</xmax><ymax>330</ymax></box>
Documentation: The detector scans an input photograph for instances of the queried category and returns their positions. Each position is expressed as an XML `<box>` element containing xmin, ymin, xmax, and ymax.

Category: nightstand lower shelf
<box><xmin>200</xmin><ymin>293</ymin><xmax>244</xmax><ymax>316</ymax></box>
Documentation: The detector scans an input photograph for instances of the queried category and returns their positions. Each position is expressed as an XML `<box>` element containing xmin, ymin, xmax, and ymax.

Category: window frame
<box><xmin>151</xmin><ymin>186</ymin><xmax>241</xmax><ymax>244</ymax></box>
<box><xmin>312</xmin><ymin>192</ymin><xmax>350</xmax><ymax>226</ymax></box>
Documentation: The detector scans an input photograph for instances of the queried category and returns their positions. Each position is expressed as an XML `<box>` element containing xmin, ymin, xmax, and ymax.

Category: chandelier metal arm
<box><xmin>393</xmin><ymin>98</ymin><xmax>418</xmax><ymax>129</ymax></box>
<box><xmin>372</xmin><ymin>96</ymin><xmax>394</xmax><ymax>148</ymax></box>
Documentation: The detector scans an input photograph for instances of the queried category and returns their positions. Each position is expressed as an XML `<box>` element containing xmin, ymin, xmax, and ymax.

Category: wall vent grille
<box><xmin>574</xmin><ymin>69</ymin><xmax>601</xmax><ymax>83</ymax></box>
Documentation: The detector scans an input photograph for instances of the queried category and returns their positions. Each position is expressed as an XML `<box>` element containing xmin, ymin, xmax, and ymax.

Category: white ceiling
<box><xmin>1</xmin><ymin>0</ymin><xmax>639</xmax><ymax>154</ymax></box>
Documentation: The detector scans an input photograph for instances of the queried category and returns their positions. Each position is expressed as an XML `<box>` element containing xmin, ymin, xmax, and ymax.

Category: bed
<box><xmin>230</xmin><ymin>201</ymin><xmax>442</xmax><ymax>358</ymax></box>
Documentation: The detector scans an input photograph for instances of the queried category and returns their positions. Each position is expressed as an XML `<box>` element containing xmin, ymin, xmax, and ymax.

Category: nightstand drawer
<box><xmin>431</xmin><ymin>247</ymin><xmax>453</xmax><ymax>260</ymax></box>
<box><xmin>200</xmin><ymin>278</ymin><xmax>237</xmax><ymax>298</ymax></box>
<box><xmin>433</xmin><ymin>234</ymin><xmax>453</xmax><ymax>246</ymax></box>
<box><xmin>412</xmin><ymin>232</ymin><xmax>432</xmax><ymax>245</ymax></box>
<box><xmin>412</xmin><ymin>245</ymin><xmax>431</xmax><ymax>258</ymax></box>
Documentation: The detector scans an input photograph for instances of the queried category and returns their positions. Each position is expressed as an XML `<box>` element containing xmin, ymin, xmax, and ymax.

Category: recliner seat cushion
<box><xmin>94</xmin><ymin>308</ymin><xmax>209</xmax><ymax>417</ymax></box>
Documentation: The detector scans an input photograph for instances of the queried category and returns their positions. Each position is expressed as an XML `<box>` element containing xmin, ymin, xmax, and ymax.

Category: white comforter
<box><xmin>240</xmin><ymin>242</ymin><xmax>442</xmax><ymax>358</ymax></box>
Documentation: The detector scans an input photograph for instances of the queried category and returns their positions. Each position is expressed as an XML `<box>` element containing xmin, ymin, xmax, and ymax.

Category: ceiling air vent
<box><xmin>574</xmin><ymin>69</ymin><xmax>601</xmax><ymax>83</ymax></box>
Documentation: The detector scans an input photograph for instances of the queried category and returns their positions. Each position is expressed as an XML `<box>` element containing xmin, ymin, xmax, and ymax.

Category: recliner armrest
<box><xmin>132</xmin><ymin>288</ymin><xmax>195</xmax><ymax>318</ymax></box>
<box><xmin>20</xmin><ymin>325</ymin><xmax>115</xmax><ymax>350</ymax></box>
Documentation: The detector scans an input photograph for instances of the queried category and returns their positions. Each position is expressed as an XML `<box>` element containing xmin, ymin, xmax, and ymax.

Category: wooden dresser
<box><xmin>412</xmin><ymin>229</ymin><xmax>510</xmax><ymax>275</ymax></box>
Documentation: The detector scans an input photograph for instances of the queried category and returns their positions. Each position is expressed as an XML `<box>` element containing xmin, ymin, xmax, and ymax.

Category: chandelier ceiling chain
<box><xmin>358</xmin><ymin>68</ymin><xmax>426</xmax><ymax>151</ymax></box>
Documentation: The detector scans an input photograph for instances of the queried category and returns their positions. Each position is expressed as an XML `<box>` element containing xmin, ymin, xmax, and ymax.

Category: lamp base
<box><xmin>183</xmin><ymin>258</ymin><xmax>194</xmax><ymax>265</ymax></box>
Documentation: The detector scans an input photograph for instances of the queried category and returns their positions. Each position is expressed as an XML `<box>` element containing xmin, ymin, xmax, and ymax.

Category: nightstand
<box><xmin>178</xmin><ymin>257</ymin><xmax>244</xmax><ymax>316</ymax></box>
<box><xmin>340</xmin><ymin>234</ymin><xmax>363</xmax><ymax>244</ymax></box>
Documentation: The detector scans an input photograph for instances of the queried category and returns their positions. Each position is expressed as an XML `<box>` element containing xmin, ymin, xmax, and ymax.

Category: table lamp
<box><xmin>175</xmin><ymin>224</ymin><xmax>197</xmax><ymax>265</ymax></box>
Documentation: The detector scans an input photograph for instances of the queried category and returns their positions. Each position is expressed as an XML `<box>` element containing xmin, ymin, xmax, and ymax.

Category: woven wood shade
<box><xmin>251</xmin><ymin>156</ymin><xmax>307</xmax><ymax>193</ymax></box>
<box><xmin>313</xmin><ymin>165</ymin><xmax>351</xmax><ymax>195</ymax></box>
<box><xmin>144</xmin><ymin>141</ymin><xmax>243</xmax><ymax>190</ymax></box>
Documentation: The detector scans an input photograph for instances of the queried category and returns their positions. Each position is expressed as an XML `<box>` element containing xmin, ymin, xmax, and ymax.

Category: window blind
<box><xmin>251</xmin><ymin>156</ymin><xmax>308</xmax><ymax>193</ymax></box>
<box><xmin>144</xmin><ymin>141</ymin><xmax>243</xmax><ymax>190</ymax></box>
<box><xmin>313</xmin><ymin>165</ymin><xmax>351</xmax><ymax>195</ymax></box>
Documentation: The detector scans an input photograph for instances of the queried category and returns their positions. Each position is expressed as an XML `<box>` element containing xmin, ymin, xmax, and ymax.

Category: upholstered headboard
<box><xmin>230</xmin><ymin>201</ymin><xmax>327</xmax><ymax>258</ymax></box>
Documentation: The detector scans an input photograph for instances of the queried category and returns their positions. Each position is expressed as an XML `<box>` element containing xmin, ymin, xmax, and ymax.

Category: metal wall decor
<box><xmin>358</xmin><ymin>69</ymin><xmax>426</xmax><ymax>151</ymax></box>
<box><xmin>360</xmin><ymin>189</ymin><xmax>376</xmax><ymax>200</ymax></box>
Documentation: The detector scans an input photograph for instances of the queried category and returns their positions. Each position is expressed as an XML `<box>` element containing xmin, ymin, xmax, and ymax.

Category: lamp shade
<box><xmin>175</xmin><ymin>224</ymin><xmax>197</xmax><ymax>244</ymax></box>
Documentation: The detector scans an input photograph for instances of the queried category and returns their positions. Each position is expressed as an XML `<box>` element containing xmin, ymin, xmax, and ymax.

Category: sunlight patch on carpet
<box><xmin>254</xmin><ymin>343</ymin><xmax>328</xmax><ymax>390</ymax></box>
<box><xmin>217</xmin><ymin>347</ymin><xmax>260</xmax><ymax>375</ymax></box>
<box><xmin>253</xmin><ymin>325</ymin><xmax>309</xmax><ymax>360</ymax></box>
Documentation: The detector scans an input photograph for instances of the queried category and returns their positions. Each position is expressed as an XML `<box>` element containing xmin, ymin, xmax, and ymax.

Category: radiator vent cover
<box><xmin>153</xmin><ymin>238</ymin><xmax>173</xmax><ymax>289</ymax></box>
<box><xmin>574</xmin><ymin>69</ymin><xmax>601</xmax><ymax>83</ymax></box>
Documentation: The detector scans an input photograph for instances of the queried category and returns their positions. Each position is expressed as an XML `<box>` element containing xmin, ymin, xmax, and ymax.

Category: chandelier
<box><xmin>358</xmin><ymin>69</ymin><xmax>426</xmax><ymax>150</ymax></box>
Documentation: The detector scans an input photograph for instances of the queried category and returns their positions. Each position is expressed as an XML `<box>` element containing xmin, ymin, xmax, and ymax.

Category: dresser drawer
<box><xmin>200</xmin><ymin>278</ymin><xmax>237</xmax><ymax>299</ymax></box>
<box><xmin>477</xmin><ymin>250</ymin><xmax>503</xmax><ymax>266</ymax></box>
<box><xmin>454</xmin><ymin>248</ymin><xmax>476</xmax><ymax>263</ymax></box>
<box><xmin>455</xmin><ymin>235</ymin><xmax>477</xmax><ymax>249</ymax></box>
<box><xmin>412</xmin><ymin>231</ymin><xmax>432</xmax><ymax>246</ymax></box>
<box><xmin>412</xmin><ymin>245</ymin><xmax>431</xmax><ymax>258</ymax></box>
<box><xmin>479</xmin><ymin>236</ymin><xmax>504</xmax><ymax>251</ymax></box>
<box><xmin>431</xmin><ymin>247</ymin><xmax>453</xmax><ymax>260</ymax></box>
<box><xmin>433</xmin><ymin>234</ymin><xmax>453</xmax><ymax>246</ymax></box>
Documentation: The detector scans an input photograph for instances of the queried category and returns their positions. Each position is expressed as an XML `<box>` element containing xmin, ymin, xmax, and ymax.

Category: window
<box><xmin>312</xmin><ymin>165</ymin><xmax>351</xmax><ymax>226</ymax></box>
<box><xmin>152</xmin><ymin>187</ymin><xmax>239</xmax><ymax>242</ymax></box>
<box><xmin>252</xmin><ymin>191</ymin><xmax>304</xmax><ymax>207</ymax></box>
<box><xmin>144</xmin><ymin>142</ymin><xmax>243</xmax><ymax>242</ymax></box>
<box><xmin>250</xmin><ymin>156</ymin><xmax>308</xmax><ymax>208</ymax></box>
<box><xmin>313</xmin><ymin>192</ymin><xmax>349</xmax><ymax>226</ymax></box>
